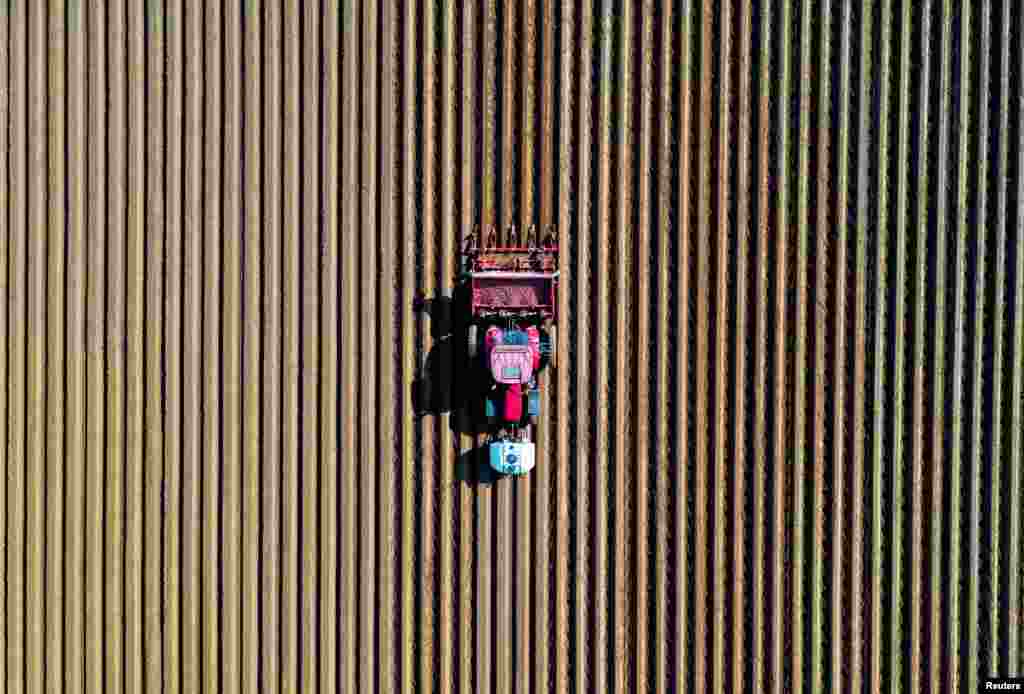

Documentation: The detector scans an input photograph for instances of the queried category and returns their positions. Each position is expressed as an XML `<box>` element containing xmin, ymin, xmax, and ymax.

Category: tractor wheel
<box><xmin>547</xmin><ymin>325</ymin><xmax>557</xmax><ymax>369</ymax></box>
<box><xmin>468</xmin><ymin>324</ymin><xmax>478</xmax><ymax>359</ymax></box>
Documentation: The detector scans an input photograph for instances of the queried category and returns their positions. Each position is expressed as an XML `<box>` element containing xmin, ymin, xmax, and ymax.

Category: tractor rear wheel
<box><xmin>547</xmin><ymin>326</ymin><xmax>557</xmax><ymax>368</ymax></box>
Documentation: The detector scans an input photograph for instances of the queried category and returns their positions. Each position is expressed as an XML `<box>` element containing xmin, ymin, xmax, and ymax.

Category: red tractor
<box><xmin>461</xmin><ymin>225</ymin><xmax>558</xmax><ymax>475</ymax></box>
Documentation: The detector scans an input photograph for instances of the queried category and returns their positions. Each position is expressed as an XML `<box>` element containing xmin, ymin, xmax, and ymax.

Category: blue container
<box><xmin>488</xmin><ymin>441</ymin><xmax>535</xmax><ymax>475</ymax></box>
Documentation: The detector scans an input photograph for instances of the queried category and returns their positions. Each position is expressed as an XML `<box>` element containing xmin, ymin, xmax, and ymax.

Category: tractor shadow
<box><xmin>453</xmin><ymin>444</ymin><xmax>507</xmax><ymax>486</ymax></box>
<box><xmin>412</xmin><ymin>288</ymin><xmax>504</xmax><ymax>486</ymax></box>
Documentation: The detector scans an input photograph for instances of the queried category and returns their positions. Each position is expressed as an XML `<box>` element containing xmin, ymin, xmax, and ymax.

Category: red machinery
<box><xmin>461</xmin><ymin>224</ymin><xmax>558</xmax><ymax>475</ymax></box>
